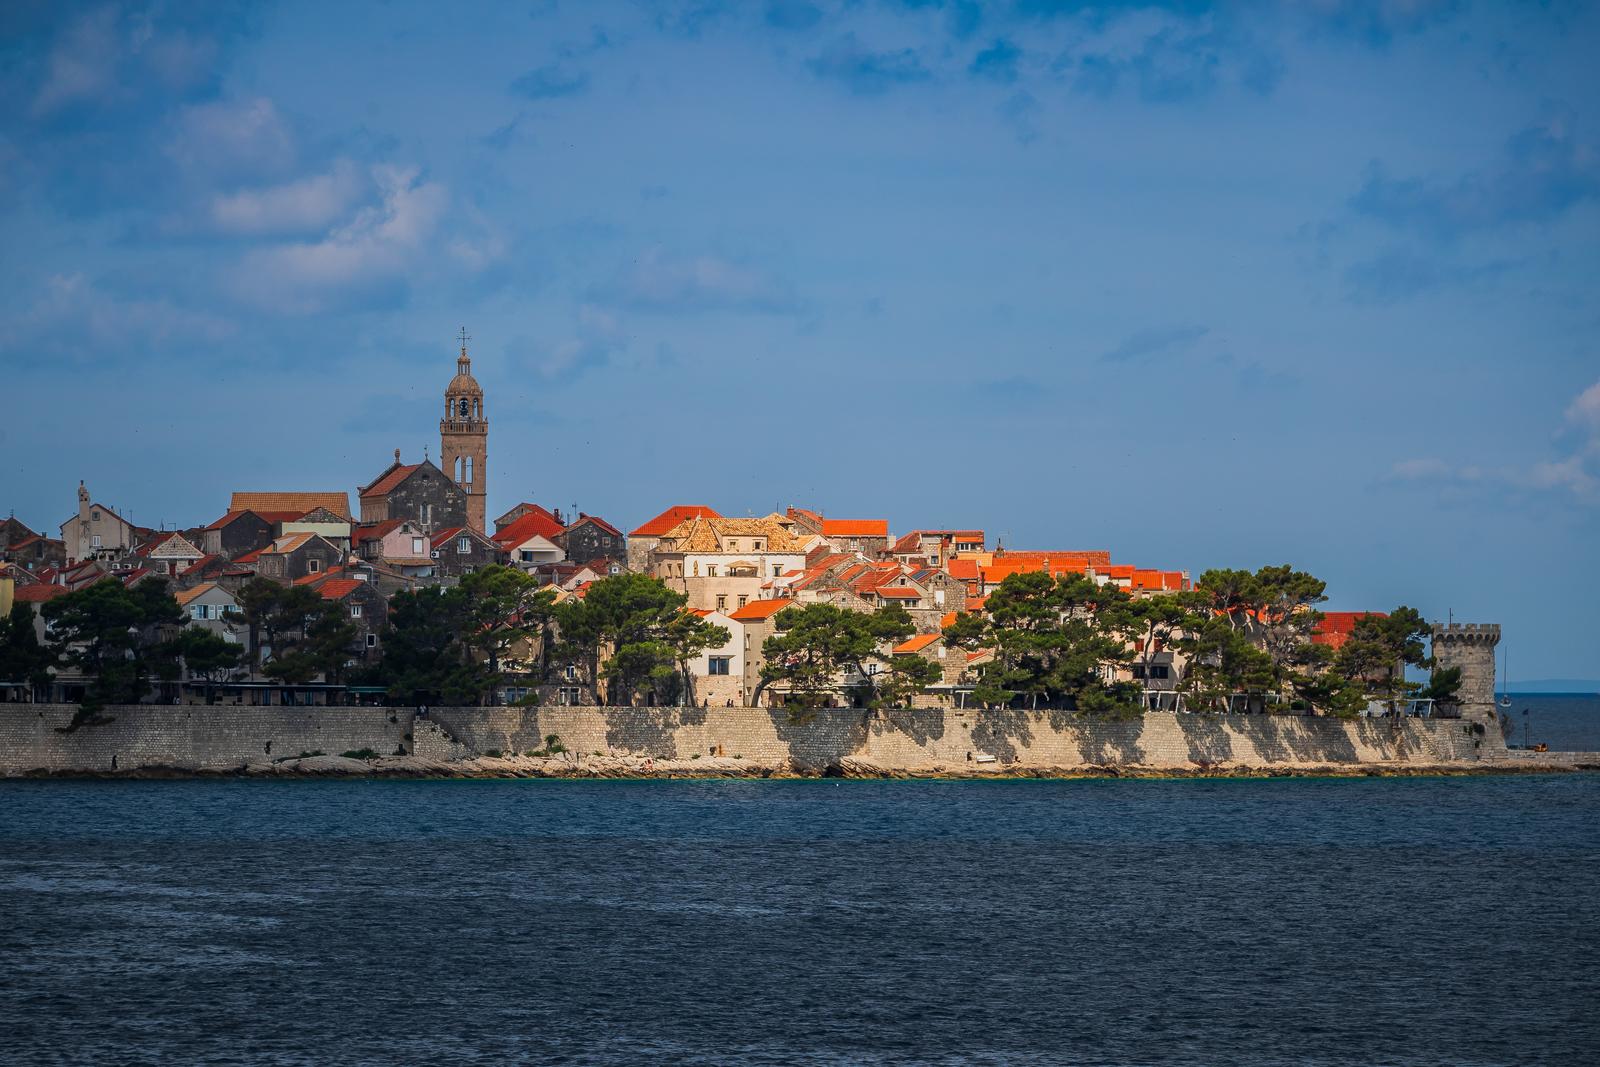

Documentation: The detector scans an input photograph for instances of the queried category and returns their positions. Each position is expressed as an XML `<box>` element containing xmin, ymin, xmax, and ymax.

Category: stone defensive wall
<box><xmin>0</xmin><ymin>703</ymin><xmax>1508</xmax><ymax>776</ymax></box>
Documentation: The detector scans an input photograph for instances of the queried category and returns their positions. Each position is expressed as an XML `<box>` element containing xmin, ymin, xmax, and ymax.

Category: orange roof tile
<box><xmin>358</xmin><ymin>463</ymin><xmax>421</xmax><ymax>499</ymax></box>
<box><xmin>893</xmin><ymin>633</ymin><xmax>942</xmax><ymax>654</ymax></box>
<box><xmin>13</xmin><ymin>584</ymin><xmax>68</xmax><ymax>603</ymax></box>
<box><xmin>1312</xmin><ymin>611</ymin><xmax>1387</xmax><ymax>649</ymax></box>
<box><xmin>729</xmin><ymin>597</ymin><xmax>794</xmax><ymax>621</ymax></box>
<box><xmin>229</xmin><ymin>493</ymin><xmax>351</xmax><ymax>520</ymax></box>
<box><xmin>940</xmin><ymin>611</ymin><xmax>959</xmax><ymax>630</ymax></box>
<box><xmin>631</xmin><ymin>505</ymin><xmax>721</xmax><ymax>538</ymax></box>
<box><xmin>876</xmin><ymin>587</ymin><xmax>922</xmax><ymax>599</ymax></box>
<box><xmin>317</xmin><ymin>578</ymin><xmax>365</xmax><ymax>600</ymax></box>
<box><xmin>821</xmin><ymin>518</ymin><xmax>888</xmax><ymax>537</ymax></box>
<box><xmin>174</xmin><ymin>582</ymin><xmax>218</xmax><ymax>606</ymax></box>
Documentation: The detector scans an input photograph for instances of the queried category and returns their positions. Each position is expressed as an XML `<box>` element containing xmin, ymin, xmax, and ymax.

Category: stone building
<box><xmin>246</xmin><ymin>533</ymin><xmax>344</xmax><ymax>584</ymax></box>
<box><xmin>493</xmin><ymin>505</ymin><xmax>567</xmax><ymax>568</ymax></box>
<box><xmin>561</xmin><ymin>513</ymin><xmax>625</xmax><ymax>566</ymax></box>
<box><xmin>728</xmin><ymin>597</ymin><xmax>794</xmax><ymax>706</ymax></box>
<box><xmin>175</xmin><ymin>582</ymin><xmax>243</xmax><ymax>641</ymax></box>
<box><xmin>439</xmin><ymin>331</ymin><xmax>488</xmax><ymax>533</ymax></box>
<box><xmin>0</xmin><ymin>518</ymin><xmax>66</xmax><ymax>572</ymax></box>
<box><xmin>357</xmin><ymin>453</ymin><xmax>467</xmax><ymax>531</ymax></box>
<box><xmin>202</xmin><ymin>510</ymin><xmax>282</xmax><ymax>560</ymax></box>
<box><xmin>650</xmin><ymin>516</ymin><xmax>809</xmax><ymax>613</ymax></box>
<box><xmin>431</xmin><ymin>526</ymin><xmax>508</xmax><ymax>578</ymax></box>
<box><xmin>627</xmin><ymin>505</ymin><xmax>720</xmax><ymax>573</ymax></box>
<box><xmin>317</xmin><ymin>578</ymin><xmax>388</xmax><ymax>664</ymax></box>
<box><xmin>685</xmin><ymin>608</ymin><xmax>743</xmax><ymax>707</ymax></box>
<box><xmin>59</xmin><ymin>482</ymin><xmax>149</xmax><ymax>563</ymax></box>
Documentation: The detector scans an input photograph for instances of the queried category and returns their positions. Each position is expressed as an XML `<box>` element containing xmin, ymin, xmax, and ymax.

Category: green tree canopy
<box><xmin>41</xmin><ymin>577</ymin><xmax>184</xmax><ymax>725</ymax></box>
<box><xmin>0</xmin><ymin>600</ymin><xmax>56</xmax><ymax>700</ymax></box>
<box><xmin>231</xmin><ymin>578</ymin><xmax>355</xmax><ymax>685</ymax></box>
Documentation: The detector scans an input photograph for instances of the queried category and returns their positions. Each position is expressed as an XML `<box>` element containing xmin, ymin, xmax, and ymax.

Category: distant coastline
<box><xmin>1508</xmin><ymin>683</ymin><xmax>1600</xmax><ymax>695</ymax></box>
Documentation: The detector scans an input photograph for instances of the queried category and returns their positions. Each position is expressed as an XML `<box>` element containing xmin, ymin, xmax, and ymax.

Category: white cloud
<box><xmin>32</xmin><ymin>8</ymin><xmax>120</xmax><ymax>117</ymax></box>
<box><xmin>1389</xmin><ymin>377</ymin><xmax>1600</xmax><ymax>503</ymax></box>
<box><xmin>1567</xmin><ymin>378</ymin><xmax>1600</xmax><ymax>430</ymax></box>
<box><xmin>207</xmin><ymin>162</ymin><xmax>366</xmax><ymax>236</ymax></box>
<box><xmin>508</xmin><ymin>304</ymin><xmax>630</xmax><ymax>384</ymax></box>
<box><xmin>167</xmin><ymin>97</ymin><xmax>298</xmax><ymax>179</ymax></box>
<box><xmin>606</xmin><ymin>247</ymin><xmax>799</xmax><ymax>314</ymax></box>
<box><xmin>0</xmin><ymin>274</ymin><xmax>235</xmax><ymax>361</ymax></box>
<box><xmin>232</xmin><ymin>165</ymin><xmax>447</xmax><ymax>313</ymax></box>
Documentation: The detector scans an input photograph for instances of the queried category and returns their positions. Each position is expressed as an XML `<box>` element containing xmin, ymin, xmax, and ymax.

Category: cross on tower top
<box><xmin>457</xmin><ymin>326</ymin><xmax>471</xmax><ymax>356</ymax></box>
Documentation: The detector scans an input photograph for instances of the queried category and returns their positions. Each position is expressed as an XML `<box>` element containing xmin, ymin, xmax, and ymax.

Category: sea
<box><xmin>1</xmin><ymin>696</ymin><xmax>1597</xmax><ymax>1066</ymax></box>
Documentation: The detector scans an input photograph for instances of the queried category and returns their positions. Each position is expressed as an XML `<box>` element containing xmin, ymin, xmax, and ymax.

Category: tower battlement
<box><xmin>1431</xmin><ymin>622</ymin><xmax>1501</xmax><ymax>644</ymax></box>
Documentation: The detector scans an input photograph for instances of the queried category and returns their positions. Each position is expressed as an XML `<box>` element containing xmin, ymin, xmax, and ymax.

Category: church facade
<box><xmin>440</xmin><ymin>331</ymin><xmax>489</xmax><ymax>533</ymax></box>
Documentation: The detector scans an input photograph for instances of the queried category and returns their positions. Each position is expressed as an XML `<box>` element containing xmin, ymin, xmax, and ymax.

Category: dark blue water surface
<box><xmin>1505</xmin><ymin>694</ymin><xmax>1600</xmax><ymax>751</ymax></box>
<box><xmin>3</xmin><ymin>775</ymin><xmax>1598</xmax><ymax>1066</ymax></box>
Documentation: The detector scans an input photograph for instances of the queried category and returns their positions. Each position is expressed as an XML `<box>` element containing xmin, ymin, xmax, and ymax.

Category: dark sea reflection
<box><xmin>2</xmin><ymin>776</ymin><xmax>1597</xmax><ymax>1066</ymax></box>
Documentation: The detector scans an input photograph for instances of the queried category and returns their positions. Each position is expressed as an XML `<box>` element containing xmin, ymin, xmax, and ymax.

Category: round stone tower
<box><xmin>1429</xmin><ymin>623</ymin><xmax>1500</xmax><ymax>724</ymax></box>
<box><xmin>440</xmin><ymin>329</ymin><xmax>488</xmax><ymax>533</ymax></box>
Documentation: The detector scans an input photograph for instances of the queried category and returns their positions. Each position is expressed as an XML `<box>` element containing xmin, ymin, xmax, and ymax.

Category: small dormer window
<box><xmin>91</xmin><ymin>511</ymin><xmax>100</xmax><ymax>521</ymax></box>
<box><xmin>457</xmin><ymin>537</ymin><xmax>470</xmax><ymax>554</ymax></box>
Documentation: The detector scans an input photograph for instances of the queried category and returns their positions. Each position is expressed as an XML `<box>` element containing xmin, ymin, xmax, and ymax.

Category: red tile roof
<box><xmin>822</xmin><ymin>519</ymin><xmax>888</xmax><ymax>537</ymax></box>
<box><xmin>317</xmin><ymin>578</ymin><xmax>365</xmax><ymax>600</ymax></box>
<box><xmin>876</xmin><ymin>587</ymin><xmax>923</xmax><ymax>599</ymax></box>
<box><xmin>492</xmin><ymin>507</ymin><xmax>566</xmax><ymax>547</ymax></box>
<box><xmin>358</xmin><ymin>463</ymin><xmax>421</xmax><ymax>499</ymax></box>
<box><xmin>354</xmin><ymin>519</ymin><xmax>406</xmax><ymax>544</ymax></box>
<box><xmin>13</xmin><ymin>584</ymin><xmax>68</xmax><ymax>603</ymax></box>
<box><xmin>893</xmin><ymin>633</ymin><xmax>942</xmax><ymax>654</ymax></box>
<box><xmin>569</xmin><ymin>513</ymin><xmax>623</xmax><ymax>537</ymax></box>
<box><xmin>631</xmin><ymin>505</ymin><xmax>721</xmax><ymax>538</ymax></box>
<box><xmin>1312</xmin><ymin>611</ymin><xmax>1387</xmax><ymax>650</ymax></box>
<box><xmin>729</xmin><ymin>598</ymin><xmax>794</xmax><ymax>622</ymax></box>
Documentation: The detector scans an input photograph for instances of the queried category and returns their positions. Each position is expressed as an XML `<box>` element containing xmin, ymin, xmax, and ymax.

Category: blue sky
<box><xmin>1</xmin><ymin>0</ymin><xmax>1596</xmax><ymax>678</ymax></box>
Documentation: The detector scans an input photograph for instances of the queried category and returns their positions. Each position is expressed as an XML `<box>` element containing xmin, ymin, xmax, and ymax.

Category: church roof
<box><xmin>359</xmin><ymin>462</ymin><xmax>422</xmax><ymax>499</ymax></box>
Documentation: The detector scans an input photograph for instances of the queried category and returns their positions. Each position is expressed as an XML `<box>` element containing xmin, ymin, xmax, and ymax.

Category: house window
<box><xmin>521</xmin><ymin>550</ymin><xmax>534</xmax><ymax>562</ymax></box>
<box><xmin>772</xmin><ymin>565</ymin><xmax>782</xmax><ymax>577</ymax></box>
<box><xmin>366</xmin><ymin>633</ymin><xmax>377</xmax><ymax>648</ymax></box>
<box><xmin>716</xmin><ymin>595</ymin><xmax>727</xmax><ymax>611</ymax></box>
<box><xmin>728</xmin><ymin>540</ymin><xmax>739</xmax><ymax>552</ymax></box>
<box><xmin>92</xmin><ymin>511</ymin><xmax>100</xmax><ymax>521</ymax></box>
<box><xmin>412</xmin><ymin>537</ymin><xmax>424</xmax><ymax>555</ymax></box>
<box><xmin>708</xmin><ymin>656</ymin><xmax>731</xmax><ymax>676</ymax></box>
<box><xmin>308</xmin><ymin>559</ymin><xmax>321</xmax><ymax>573</ymax></box>
<box><xmin>349</xmin><ymin>604</ymin><xmax>362</xmax><ymax>617</ymax></box>
<box><xmin>753</xmin><ymin>541</ymin><xmax>764</xmax><ymax>551</ymax></box>
<box><xmin>564</xmin><ymin>665</ymin><xmax>577</xmax><ymax>681</ymax></box>
<box><xmin>457</xmin><ymin>537</ymin><xmax>470</xmax><ymax>554</ymax></box>
<box><xmin>91</xmin><ymin>534</ymin><xmax>102</xmax><ymax>548</ymax></box>
<box><xmin>1132</xmin><ymin>665</ymin><xmax>1147</xmax><ymax>679</ymax></box>
<box><xmin>1149</xmin><ymin>664</ymin><xmax>1171</xmax><ymax>679</ymax></box>
<box><xmin>706</xmin><ymin>565</ymin><xmax>718</xmax><ymax>578</ymax></box>
<box><xmin>738</xmin><ymin>595</ymin><xmax>748</xmax><ymax>608</ymax></box>
<box><xmin>191</xmin><ymin>605</ymin><xmax>207</xmax><ymax>620</ymax></box>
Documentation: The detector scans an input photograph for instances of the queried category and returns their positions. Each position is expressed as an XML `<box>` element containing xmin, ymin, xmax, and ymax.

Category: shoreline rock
<box><xmin>10</xmin><ymin>754</ymin><xmax>1593</xmax><ymax>781</ymax></box>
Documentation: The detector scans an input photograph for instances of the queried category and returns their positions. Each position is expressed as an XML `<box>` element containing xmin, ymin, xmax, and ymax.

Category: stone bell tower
<box><xmin>440</xmin><ymin>327</ymin><xmax>488</xmax><ymax>533</ymax></box>
<box><xmin>1430</xmin><ymin>623</ymin><xmax>1500</xmax><ymax>725</ymax></box>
